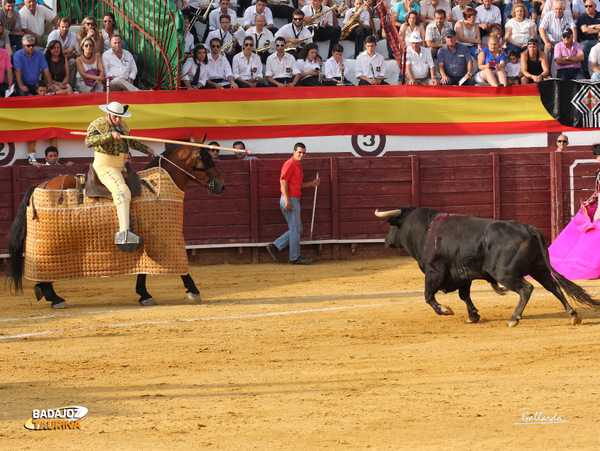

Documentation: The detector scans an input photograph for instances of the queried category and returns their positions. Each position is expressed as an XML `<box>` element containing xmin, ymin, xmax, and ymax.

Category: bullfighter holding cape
<box><xmin>85</xmin><ymin>102</ymin><xmax>155</xmax><ymax>251</ymax></box>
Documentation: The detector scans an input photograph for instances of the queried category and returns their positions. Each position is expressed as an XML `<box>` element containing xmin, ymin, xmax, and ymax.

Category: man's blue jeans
<box><xmin>274</xmin><ymin>196</ymin><xmax>302</xmax><ymax>262</ymax></box>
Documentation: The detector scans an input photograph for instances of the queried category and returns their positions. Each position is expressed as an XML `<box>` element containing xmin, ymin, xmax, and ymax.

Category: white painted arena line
<box><xmin>0</xmin><ymin>302</ymin><xmax>400</xmax><ymax>341</ymax></box>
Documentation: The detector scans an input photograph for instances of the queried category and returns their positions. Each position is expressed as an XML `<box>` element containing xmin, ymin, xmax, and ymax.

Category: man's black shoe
<box><xmin>292</xmin><ymin>256</ymin><xmax>313</xmax><ymax>265</ymax></box>
<box><xmin>266</xmin><ymin>243</ymin><xmax>280</xmax><ymax>262</ymax></box>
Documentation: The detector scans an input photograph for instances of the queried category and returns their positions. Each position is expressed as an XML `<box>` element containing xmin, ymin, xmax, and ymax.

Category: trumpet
<box><xmin>221</xmin><ymin>24</ymin><xmax>242</xmax><ymax>55</ymax></box>
<box><xmin>255</xmin><ymin>40</ymin><xmax>272</xmax><ymax>53</ymax></box>
<box><xmin>304</xmin><ymin>4</ymin><xmax>337</xmax><ymax>28</ymax></box>
<box><xmin>284</xmin><ymin>23</ymin><xmax>317</xmax><ymax>52</ymax></box>
<box><xmin>189</xmin><ymin>0</ymin><xmax>212</xmax><ymax>28</ymax></box>
<box><xmin>340</xmin><ymin>1</ymin><xmax>369</xmax><ymax>41</ymax></box>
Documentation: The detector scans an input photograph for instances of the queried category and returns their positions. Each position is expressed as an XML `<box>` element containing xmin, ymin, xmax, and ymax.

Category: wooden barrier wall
<box><xmin>1</xmin><ymin>151</ymin><xmax>597</xmax><ymax>263</ymax></box>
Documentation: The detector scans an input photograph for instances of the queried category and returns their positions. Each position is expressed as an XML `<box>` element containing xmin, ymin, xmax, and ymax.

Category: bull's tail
<box><xmin>528</xmin><ymin>225</ymin><xmax>600</xmax><ymax>309</ymax></box>
<box><xmin>6</xmin><ymin>186</ymin><xmax>36</xmax><ymax>293</ymax></box>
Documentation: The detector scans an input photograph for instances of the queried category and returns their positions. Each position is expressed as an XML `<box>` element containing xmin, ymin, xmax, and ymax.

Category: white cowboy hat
<box><xmin>99</xmin><ymin>101</ymin><xmax>132</xmax><ymax>118</ymax></box>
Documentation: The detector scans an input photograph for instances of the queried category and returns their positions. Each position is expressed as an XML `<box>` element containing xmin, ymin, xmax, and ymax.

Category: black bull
<box><xmin>375</xmin><ymin>207</ymin><xmax>600</xmax><ymax>327</ymax></box>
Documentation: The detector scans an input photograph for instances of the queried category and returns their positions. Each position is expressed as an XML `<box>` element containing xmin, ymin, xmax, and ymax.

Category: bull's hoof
<box><xmin>571</xmin><ymin>313</ymin><xmax>582</xmax><ymax>326</ymax></box>
<box><xmin>139</xmin><ymin>297</ymin><xmax>157</xmax><ymax>306</ymax></box>
<box><xmin>440</xmin><ymin>305</ymin><xmax>454</xmax><ymax>315</ymax></box>
<box><xmin>508</xmin><ymin>318</ymin><xmax>520</xmax><ymax>327</ymax></box>
<box><xmin>51</xmin><ymin>301</ymin><xmax>67</xmax><ymax>310</ymax></box>
<box><xmin>186</xmin><ymin>291</ymin><xmax>202</xmax><ymax>303</ymax></box>
<box><xmin>466</xmin><ymin>313</ymin><xmax>481</xmax><ymax>324</ymax></box>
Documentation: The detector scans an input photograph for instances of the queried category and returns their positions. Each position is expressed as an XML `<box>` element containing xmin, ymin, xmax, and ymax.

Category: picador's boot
<box><xmin>115</xmin><ymin>196</ymin><xmax>144</xmax><ymax>253</ymax></box>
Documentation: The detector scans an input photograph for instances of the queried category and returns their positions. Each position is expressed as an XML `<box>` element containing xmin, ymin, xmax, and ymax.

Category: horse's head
<box><xmin>191</xmin><ymin>147</ymin><xmax>225</xmax><ymax>195</ymax></box>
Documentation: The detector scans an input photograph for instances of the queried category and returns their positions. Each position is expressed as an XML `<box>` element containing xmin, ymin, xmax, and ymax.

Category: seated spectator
<box><xmin>420</xmin><ymin>0</ymin><xmax>452</xmax><ymax>25</ymax></box>
<box><xmin>455</xmin><ymin>7</ymin><xmax>482</xmax><ymax>59</ymax></box>
<box><xmin>206</xmin><ymin>14</ymin><xmax>237</xmax><ymax>60</ymax></box>
<box><xmin>504</xmin><ymin>3</ymin><xmax>536</xmax><ymax>54</ymax></box>
<box><xmin>425</xmin><ymin>9</ymin><xmax>453</xmax><ymax>58</ymax></box>
<box><xmin>32</xmin><ymin>146</ymin><xmax>74</xmax><ymax>168</ymax></box>
<box><xmin>475</xmin><ymin>0</ymin><xmax>502</xmax><ymax>41</ymax></box>
<box><xmin>475</xmin><ymin>36</ymin><xmax>507</xmax><ymax>86</ymax></box>
<box><xmin>76</xmin><ymin>16</ymin><xmax>103</xmax><ymax>55</ymax></box>
<box><xmin>247</xmin><ymin>14</ymin><xmax>275</xmax><ymax>64</ymax></box>
<box><xmin>405</xmin><ymin>31</ymin><xmax>438</xmax><ymax>85</ymax></box>
<box><xmin>182</xmin><ymin>43</ymin><xmax>209</xmax><ymax>89</ymax></box>
<box><xmin>323</xmin><ymin>43</ymin><xmax>353</xmax><ymax>85</ymax></box>
<box><xmin>19</xmin><ymin>0</ymin><xmax>58</xmax><ymax>48</ymax></box>
<box><xmin>208</xmin><ymin>141</ymin><xmax>221</xmax><ymax>161</ymax></box>
<box><xmin>539</xmin><ymin>1</ymin><xmax>576</xmax><ymax>64</ymax></box>
<box><xmin>0</xmin><ymin>47</ymin><xmax>13</xmax><ymax>97</ymax></box>
<box><xmin>101</xmin><ymin>13</ymin><xmax>130</xmax><ymax>53</ymax></box>
<box><xmin>342</xmin><ymin>0</ymin><xmax>372</xmax><ymax>58</ymax></box>
<box><xmin>554</xmin><ymin>28</ymin><xmax>585</xmax><ymax>79</ymax></box>
<box><xmin>244</xmin><ymin>0</ymin><xmax>276</xmax><ymax>32</ymax></box>
<box><xmin>183</xmin><ymin>16</ymin><xmax>195</xmax><ymax>58</ymax></box>
<box><xmin>506</xmin><ymin>50</ymin><xmax>523</xmax><ymax>85</ymax></box>
<box><xmin>576</xmin><ymin>0</ymin><xmax>600</xmax><ymax>76</ymax></box>
<box><xmin>394</xmin><ymin>0</ymin><xmax>420</xmax><ymax>27</ymax></box>
<box><xmin>265</xmin><ymin>36</ymin><xmax>301</xmax><ymax>87</ymax></box>
<box><xmin>44</xmin><ymin>40</ymin><xmax>73</xmax><ymax>94</ymax></box>
<box><xmin>206</xmin><ymin>38</ymin><xmax>238</xmax><ymax>88</ymax></box>
<box><xmin>232</xmin><ymin>36</ymin><xmax>263</xmax><ymax>87</ymax></box>
<box><xmin>588</xmin><ymin>33</ymin><xmax>600</xmax><ymax>79</ymax></box>
<box><xmin>209</xmin><ymin>0</ymin><xmax>238</xmax><ymax>34</ymax></box>
<box><xmin>76</xmin><ymin>36</ymin><xmax>105</xmax><ymax>93</ymax></box>
<box><xmin>233</xmin><ymin>140</ymin><xmax>258</xmax><ymax>160</ymax></box>
<box><xmin>438</xmin><ymin>29</ymin><xmax>475</xmax><ymax>85</ymax></box>
<box><xmin>399</xmin><ymin>10</ymin><xmax>426</xmax><ymax>49</ymax></box>
<box><xmin>14</xmin><ymin>33</ymin><xmax>52</xmax><ymax>96</ymax></box>
<box><xmin>47</xmin><ymin>18</ymin><xmax>77</xmax><ymax>86</ymax></box>
<box><xmin>355</xmin><ymin>35</ymin><xmax>389</xmax><ymax>85</ymax></box>
<box><xmin>520</xmin><ymin>38</ymin><xmax>551</xmax><ymax>83</ymax></box>
<box><xmin>1</xmin><ymin>0</ymin><xmax>25</xmax><ymax>52</ymax></box>
<box><xmin>296</xmin><ymin>43</ymin><xmax>334</xmax><ymax>86</ymax></box>
<box><xmin>275</xmin><ymin>10</ymin><xmax>313</xmax><ymax>59</ymax></box>
<box><xmin>302</xmin><ymin>0</ymin><xmax>341</xmax><ymax>57</ymax></box>
<box><xmin>181</xmin><ymin>1</ymin><xmax>213</xmax><ymax>43</ymax></box>
<box><xmin>504</xmin><ymin>0</ymin><xmax>537</xmax><ymax>24</ymax></box>
<box><xmin>0</xmin><ymin>20</ymin><xmax>12</xmax><ymax>56</ymax></box>
<box><xmin>452</xmin><ymin>0</ymin><xmax>469</xmax><ymax>23</ymax></box>
<box><xmin>102</xmin><ymin>34</ymin><xmax>139</xmax><ymax>91</ymax></box>
<box><xmin>542</xmin><ymin>0</ymin><xmax>575</xmax><ymax>19</ymax></box>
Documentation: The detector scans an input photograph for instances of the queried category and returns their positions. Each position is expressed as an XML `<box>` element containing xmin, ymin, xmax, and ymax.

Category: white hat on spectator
<box><xmin>408</xmin><ymin>32</ymin><xmax>422</xmax><ymax>43</ymax></box>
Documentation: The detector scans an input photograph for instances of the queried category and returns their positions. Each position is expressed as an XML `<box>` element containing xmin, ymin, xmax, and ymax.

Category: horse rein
<box><xmin>155</xmin><ymin>152</ymin><xmax>217</xmax><ymax>190</ymax></box>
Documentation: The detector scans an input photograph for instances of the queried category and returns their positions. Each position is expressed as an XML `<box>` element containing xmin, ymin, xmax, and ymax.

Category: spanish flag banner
<box><xmin>0</xmin><ymin>84</ymin><xmax>566</xmax><ymax>142</ymax></box>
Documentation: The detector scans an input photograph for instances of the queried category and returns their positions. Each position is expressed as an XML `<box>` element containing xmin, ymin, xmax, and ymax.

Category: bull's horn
<box><xmin>374</xmin><ymin>209</ymin><xmax>403</xmax><ymax>218</ymax></box>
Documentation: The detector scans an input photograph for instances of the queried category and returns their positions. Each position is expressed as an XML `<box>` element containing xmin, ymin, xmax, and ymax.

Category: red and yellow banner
<box><xmin>0</xmin><ymin>85</ymin><xmax>564</xmax><ymax>142</ymax></box>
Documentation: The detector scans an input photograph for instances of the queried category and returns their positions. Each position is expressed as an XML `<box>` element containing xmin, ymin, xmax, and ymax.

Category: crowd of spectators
<box><xmin>3</xmin><ymin>0</ymin><xmax>600</xmax><ymax>95</ymax></box>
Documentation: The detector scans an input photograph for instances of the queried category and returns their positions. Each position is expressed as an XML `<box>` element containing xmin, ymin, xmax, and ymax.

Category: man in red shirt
<box><xmin>267</xmin><ymin>142</ymin><xmax>320</xmax><ymax>265</ymax></box>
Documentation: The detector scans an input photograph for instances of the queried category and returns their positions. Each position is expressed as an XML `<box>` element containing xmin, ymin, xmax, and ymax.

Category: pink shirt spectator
<box><xmin>554</xmin><ymin>40</ymin><xmax>584</xmax><ymax>69</ymax></box>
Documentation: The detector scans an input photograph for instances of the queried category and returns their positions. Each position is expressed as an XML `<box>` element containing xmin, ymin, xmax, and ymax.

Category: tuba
<box><xmin>340</xmin><ymin>1</ymin><xmax>369</xmax><ymax>41</ymax></box>
<box><xmin>284</xmin><ymin>23</ymin><xmax>317</xmax><ymax>52</ymax></box>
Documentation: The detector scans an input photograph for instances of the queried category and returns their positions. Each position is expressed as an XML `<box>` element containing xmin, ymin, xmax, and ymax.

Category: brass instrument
<box><xmin>340</xmin><ymin>1</ymin><xmax>369</xmax><ymax>41</ymax></box>
<box><xmin>284</xmin><ymin>23</ymin><xmax>317</xmax><ymax>52</ymax></box>
<box><xmin>189</xmin><ymin>0</ymin><xmax>213</xmax><ymax>28</ymax></box>
<box><xmin>255</xmin><ymin>40</ymin><xmax>272</xmax><ymax>54</ymax></box>
<box><xmin>304</xmin><ymin>4</ymin><xmax>337</xmax><ymax>28</ymax></box>
<box><xmin>220</xmin><ymin>24</ymin><xmax>242</xmax><ymax>55</ymax></box>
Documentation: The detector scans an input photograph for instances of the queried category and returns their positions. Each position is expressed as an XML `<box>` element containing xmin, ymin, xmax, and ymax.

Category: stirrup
<box><xmin>115</xmin><ymin>230</ymin><xmax>144</xmax><ymax>253</ymax></box>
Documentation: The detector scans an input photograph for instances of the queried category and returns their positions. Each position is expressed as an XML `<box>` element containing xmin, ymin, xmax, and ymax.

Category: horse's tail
<box><xmin>6</xmin><ymin>185</ymin><xmax>36</xmax><ymax>293</ymax></box>
<box><xmin>528</xmin><ymin>225</ymin><xmax>600</xmax><ymax>310</ymax></box>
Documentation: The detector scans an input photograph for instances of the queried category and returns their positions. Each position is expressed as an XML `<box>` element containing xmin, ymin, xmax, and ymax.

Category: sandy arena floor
<box><xmin>2</xmin><ymin>257</ymin><xmax>600</xmax><ymax>449</ymax></box>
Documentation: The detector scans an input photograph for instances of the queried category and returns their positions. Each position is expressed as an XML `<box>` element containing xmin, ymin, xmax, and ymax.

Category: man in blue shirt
<box><xmin>13</xmin><ymin>33</ymin><xmax>52</xmax><ymax>95</ymax></box>
<box><xmin>437</xmin><ymin>30</ymin><xmax>475</xmax><ymax>86</ymax></box>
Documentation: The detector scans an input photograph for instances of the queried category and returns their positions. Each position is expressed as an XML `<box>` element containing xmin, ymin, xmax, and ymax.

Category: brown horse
<box><xmin>7</xmin><ymin>138</ymin><xmax>225</xmax><ymax>309</ymax></box>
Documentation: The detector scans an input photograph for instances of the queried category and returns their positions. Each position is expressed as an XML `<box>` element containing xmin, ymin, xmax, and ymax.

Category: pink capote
<box><xmin>549</xmin><ymin>203</ymin><xmax>600</xmax><ymax>280</ymax></box>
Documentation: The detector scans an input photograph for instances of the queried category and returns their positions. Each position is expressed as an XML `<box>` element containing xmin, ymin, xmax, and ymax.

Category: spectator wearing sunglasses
<box><xmin>206</xmin><ymin>37</ymin><xmax>238</xmax><ymax>88</ymax></box>
<box><xmin>101</xmin><ymin>12</ymin><xmax>128</xmax><ymax>53</ymax></box>
<box><xmin>233</xmin><ymin>36</ymin><xmax>264</xmax><ymax>87</ymax></box>
<box><xmin>556</xmin><ymin>135</ymin><xmax>570</xmax><ymax>152</ymax></box>
<box><xmin>14</xmin><ymin>33</ymin><xmax>52</xmax><ymax>96</ymax></box>
<box><xmin>275</xmin><ymin>10</ymin><xmax>313</xmax><ymax>59</ymax></box>
<box><xmin>265</xmin><ymin>36</ymin><xmax>301</xmax><ymax>87</ymax></box>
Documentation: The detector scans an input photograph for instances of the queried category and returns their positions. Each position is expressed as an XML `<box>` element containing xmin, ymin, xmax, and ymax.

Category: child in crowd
<box><xmin>506</xmin><ymin>51</ymin><xmax>522</xmax><ymax>86</ymax></box>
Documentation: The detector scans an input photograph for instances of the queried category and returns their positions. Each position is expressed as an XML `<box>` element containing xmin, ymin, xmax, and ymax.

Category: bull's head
<box><xmin>375</xmin><ymin>208</ymin><xmax>406</xmax><ymax>248</ymax></box>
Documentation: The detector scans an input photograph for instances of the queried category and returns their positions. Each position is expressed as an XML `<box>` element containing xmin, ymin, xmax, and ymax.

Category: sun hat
<box><xmin>99</xmin><ymin>101</ymin><xmax>131</xmax><ymax>118</ymax></box>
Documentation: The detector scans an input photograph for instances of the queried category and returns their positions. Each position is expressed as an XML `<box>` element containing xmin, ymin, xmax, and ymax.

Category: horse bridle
<box><xmin>156</xmin><ymin>149</ymin><xmax>219</xmax><ymax>189</ymax></box>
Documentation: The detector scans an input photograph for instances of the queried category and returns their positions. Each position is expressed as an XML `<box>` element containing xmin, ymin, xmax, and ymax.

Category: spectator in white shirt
<box><xmin>246</xmin><ymin>13</ymin><xmax>274</xmax><ymax>64</ymax></box>
<box><xmin>405</xmin><ymin>31</ymin><xmax>438</xmax><ymax>85</ymax></box>
<box><xmin>19</xmin><ymin>0</ymin><xmax>58</xmax><ymax>47</ymax></box>
<box><xmin>102</xmin><ymin>34</ymin><xmax>139</xmax><ymax>91</ymax></box>
<box><xmin>355</xmin><ymin>35</ymin><xmax>388</xmax><ymax>85</ymax></box>
<box><xmin>182</xmin><ymin>44</ymin><xmax>209</xmax><ymax>89</ymax></box>
<box><xmin>206</xmin><ymin>37</ymin><xmax>239</xmax><ymax>88</ymax></box>
<box><xmin>265</xmin><ymin>36</ymin><xmax>301</xmax><ymax>86</ymax></box>
<box><xmin>233</xmin><ymin>36</ymin><xmax>264</xmax><ymax>87</ymax></box>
